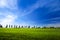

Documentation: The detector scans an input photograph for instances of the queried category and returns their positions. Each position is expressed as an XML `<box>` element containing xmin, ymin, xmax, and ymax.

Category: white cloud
<box><xmin>0</xmin><ymin>0</ymin><xmax>60</xmax><ymax>27</ymax></box>
<box><xmin>0</xmin><ymin>0</ymin><xmax>18</xmax><ymax>27</ymax></box>
<box><xmin>0</xmin><ymin>13</ymin><xmax>17</xmax><ymax>27</ymax></box>
<box><xmin>17</xmin><ymin>0</ymin><xmax>60</xmax><ymax>26</ymax></box>
<box><xmin>46</xmin><ymin>23</ymin><xmax>60</xmax><ymax>27</ymax></box>
<box><xmin>0</xmin><ymin>13</ymin><xmax>17</xmax><ymax>24</ymax></box>
<box><xmin>0</xmin><ymin>0</ymin><xmax>6</xmax><ymax>7</ymax></box>
<box><xmin>42</xmin><ymin>17</ymin><xmax>60</xmax><ymax>22</ymax></box>
<box><xmin>0</xmin><ymin>0</ymin><xmax>18</xmax><ymax>10</ymax></box>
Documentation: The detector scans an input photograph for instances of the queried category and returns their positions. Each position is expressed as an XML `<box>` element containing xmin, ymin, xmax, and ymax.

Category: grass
<box><xmin>0</xmin><ymin>28</ymin><xmax>60</xmax><ymax>40</ymax></box>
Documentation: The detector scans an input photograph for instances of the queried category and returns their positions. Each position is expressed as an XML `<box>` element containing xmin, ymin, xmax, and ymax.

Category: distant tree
<box><xmin>15</xmin><ymin>25</ymin><xmax>17</xmax><ymax>28</ymax></box>
<box><xmin>6</xmin><ymin>25</ymin><xmax>8</xmax><ymax>28</ymax></box>
<box><xmin>28</xmin><ymin>26</ymin><xmax>30</xmax><ymax>28</ymax></box>
<box><xmin>14</xmin><ymin>25</ymin><xmax>16</xmax><ymax>28</ymax></box>
<box><xmin>0</xmin><ymin>24</ymin><xmax>2</xmax><ymax>28</ymax></box>
<box><xmin>25</xmin><ymin>26</ymin><xmax>27</xmax><ymax>28</ymax></box>
<box><xmin>42</xmin><ymin>26</ymin><xmax>47</xmax><ymax>29</ymax></box>
<box><xmin>11</xmin><ymin>25</ymin><xmax>13</xmax><ymax>28</ymax></box>
<box><xmin>9</xmin><ymin>25</ymin><xmax>10</xmax><ymax>28</ymax></box>
<box><xmin>56</xmin><ymin>27</ymin><xmax>60</xmax><ymax>29</ymax></box>
<box><xmin>34</xmin><ymin>26</ymin><xmax>36</xmax><ymax>28</ymax></box>
<box><xmin>37</xmin><ymin>27</ymin><xmax>40</xmax><ymax>28</ymax></box>
<box><xmin>32</xmin><ymin>26</ymin><xmax>36</xmax><ymax>28</ymax></box>
<box><xmin>49</xmin><ymin>27</ymin><xmax>55</xmax><ymax>29</ymax></box>
<box><xmin>19</xmin><ymin>25</ymin><xmax>20</xmax><ymax>28</ymax></box>
<box><xmin>16</xmin><ymin>25</ymin><xmax>18</xmax><ymax>28</ymax></box>
<box><xmin>21</xmin><ymin>26</ymin><xmax>23</xmax><ymax>28</ymax></box>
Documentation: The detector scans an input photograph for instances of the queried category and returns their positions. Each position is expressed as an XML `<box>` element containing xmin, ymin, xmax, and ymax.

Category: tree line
<box><xmin>0</xmin><ymin>24</ymin><xmax>60</xmax><ymax>29</ymax></box>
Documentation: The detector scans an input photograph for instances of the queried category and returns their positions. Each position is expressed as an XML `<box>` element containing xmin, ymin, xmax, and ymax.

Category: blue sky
<box><xmin>0</xmin><ymin>0</ymin><xmax>60</xmax><ymax>27</ymax></box>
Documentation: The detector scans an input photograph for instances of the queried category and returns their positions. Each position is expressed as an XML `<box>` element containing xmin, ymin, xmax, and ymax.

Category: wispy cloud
<box><xmin>0</xmin><ymin>0</ymin><xmax>18</xmax><ymax>10</ymax></box>
<box><xmin>0</xmin><ymin>0</ymin><xmax>18</xmax><ymax>26</ymax></box>
<box><xmin>16</xmin><ymin>0</ymin><xmax>60</xmax><ymax>26</ymax></box>
<box><xmin>41</xmin><ymin>17</ymin><xmax>60</xmax><ymax>22</ymax></box>
<box><xmin>19</xmin><ymin>0</ymin><xmax>40</xmax><ymax>17</ymax></box>
<box><xmin>0</xmin><ymin>13</ymin><xmax>17</xmax><ymax>25</ymax></box>
<box><xmin>46</xmin><ymin>23</ymin><xmax>60</xmax><ymax>27</ymax></box>
<box><xmin>0</xmin><ymin>0</ymin><xmax>60</xmax><ymax>26</ymax></box>
<box><xmin>21</xmin><ymin>0</ymin><xmax>60</xmax><ymax>17</ymax></box>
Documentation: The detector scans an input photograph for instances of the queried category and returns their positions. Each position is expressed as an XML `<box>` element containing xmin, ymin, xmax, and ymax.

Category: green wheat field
<box><xmin>0</xmin><ymin>28</ymin><xmax>60</xmax><ymax>40</ymax></box>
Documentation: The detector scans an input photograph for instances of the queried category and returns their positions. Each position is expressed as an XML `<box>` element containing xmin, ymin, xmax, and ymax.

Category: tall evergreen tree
<box><xmin>11</xmin><ymin>25</ymin><xmax>13</xmax><ymax>28</ymax></box>
<box><xmin>16</xmin><ymin>25</ymin><xmax>17</xmax><ymax>28</ymax></box>
<box><xmin>21</xmin><ymin>26</ymin><xmax>23</xmax><ymax>28</ymax></box>
<box><xmin>0</xmin><ymin>24</ymin><xmax>2</xmax><ymax>28</ymax></box>
<box><xmin>13</xmin><ymin>25</ymin><xmax>15</xmax><ymax>28</ymax></box>
<box><xmin>19</xmin><ymin>25</ymin><xmax>20</xmax><ymax>28</ymax></box>
<box><xmin>6</xmin><ymin>25</ymin><xmax>8</xmax><ymax>28</ymax></box>
<box><xmin>34</xmin><ymin>26</ymin><xmax>36</xmax><ymax>28</ymax></box>
<box><xmin>9</xmin><ymin>25</ymin><xmax>10</xmax><ymax>28</ymax></box>
<box><xmin>25</xmin><ymin>26</ymin><xmax>27</xmax><ymax>28</ymax></box>
<box><xmin>28</xmin><ymin>26</ymin><xmax>30</xmax><ymax>28</ymax></box>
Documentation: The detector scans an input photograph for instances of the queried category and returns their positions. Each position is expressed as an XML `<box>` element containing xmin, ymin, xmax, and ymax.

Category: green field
<box><xmin>0</xmin><ymin>28</ymin><xmax>60</xmax><ymax>40</ymax></box>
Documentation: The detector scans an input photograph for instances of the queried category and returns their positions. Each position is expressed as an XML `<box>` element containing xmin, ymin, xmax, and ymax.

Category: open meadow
<box><xmin>0</xmin><ymin>28</ymin><xmax>60</xmax><ymax>40</ymax></box>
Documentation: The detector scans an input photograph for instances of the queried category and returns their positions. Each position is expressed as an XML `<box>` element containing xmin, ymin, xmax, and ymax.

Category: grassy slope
<box><xmin>0</xmin><ymin>28</ymin><xmax>60</xmax><ymax>40</ymax></box>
